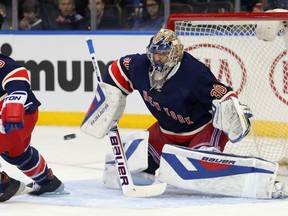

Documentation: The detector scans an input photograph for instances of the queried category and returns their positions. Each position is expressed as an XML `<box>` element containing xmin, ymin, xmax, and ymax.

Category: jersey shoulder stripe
<box><xmin>108</xmin><ymin>59</ymin><xmax>134</xmax><ymax>94</ymax></box>
<box><xmin>2</xmin><ymin>67</ymin><xmax>30</xmax><ymax>89</ymax></box>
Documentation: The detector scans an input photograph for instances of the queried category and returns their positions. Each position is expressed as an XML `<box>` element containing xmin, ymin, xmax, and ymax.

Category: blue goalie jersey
<box><xmin>104</xmin><ymin>52</ymin><xmax>233</xmax><ymax>134</ymax></box>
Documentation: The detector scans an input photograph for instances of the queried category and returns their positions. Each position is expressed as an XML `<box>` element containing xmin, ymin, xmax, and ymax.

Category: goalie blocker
<box><xmin>157</xmin><ymin>145</ymin><xmax>287</xmax><ymax>199</ymax></box>
<box><xmin>80</xmin><ymin>82</ymin><xmax>126</xmax><ymax>139</ymax></box>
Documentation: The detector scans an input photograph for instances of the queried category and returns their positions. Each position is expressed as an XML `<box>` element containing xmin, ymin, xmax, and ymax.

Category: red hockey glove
<box><xmin>1</xmin><ymin>91</ymin><xmax>27</xmax><ymax>134</ymax></box>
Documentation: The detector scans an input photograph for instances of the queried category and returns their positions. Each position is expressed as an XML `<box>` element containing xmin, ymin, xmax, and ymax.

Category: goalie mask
<box><xmin>146</xmin><ymin>28</ymin><xmax>184</xmax><ymax>91</ymax></box>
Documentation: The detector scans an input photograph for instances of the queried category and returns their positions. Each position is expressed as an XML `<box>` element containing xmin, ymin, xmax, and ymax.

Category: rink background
<box><xmin>0</xmin><ymin>126</ymin><xmax>288</xmax><ymax>216</ymax></box>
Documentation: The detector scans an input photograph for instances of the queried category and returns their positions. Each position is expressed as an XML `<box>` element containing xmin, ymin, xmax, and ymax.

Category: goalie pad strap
<box><xmin>157</xmin><ymin>145</ymin><xmax>278</xmax><ymax>199</ymax></box>
<box><xmin>80</xmin><ymin>82</ymin><xmax>126</xmax><ymax>139</ymax></box>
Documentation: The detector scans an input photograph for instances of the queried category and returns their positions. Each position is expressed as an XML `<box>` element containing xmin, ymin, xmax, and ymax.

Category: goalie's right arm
<box><xmin>80</xmin><ymin>82</ymin><xmax>126</xmax><ymax>139</ymax></box>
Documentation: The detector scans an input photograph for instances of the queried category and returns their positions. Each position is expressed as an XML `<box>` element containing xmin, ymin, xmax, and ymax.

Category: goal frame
<box><xmin>167</xmin><ymin>12</ymin><xmax>288</xmax><ymax>30</ymax></box>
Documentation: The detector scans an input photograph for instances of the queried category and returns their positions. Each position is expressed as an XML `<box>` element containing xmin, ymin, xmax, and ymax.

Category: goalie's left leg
<box><xmin>103</xmin><ymin>130</ymin><xmax>155</xmax><ymax>189</ymax></box>
<box><xmin>157</xmin><ymin>144</ymin><xmax>288</xmax><ymax>199</ymax></box>
<box><xmin>103</xmin><ymin>153</ymin><xmax>155</xmax><ymax>189</ymax></box>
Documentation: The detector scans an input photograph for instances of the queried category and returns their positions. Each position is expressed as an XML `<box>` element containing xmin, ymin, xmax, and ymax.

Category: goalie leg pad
<box><xmin>103</xmin><ymin>131</ymin><xmax>149</xmax><ymax>188</ymax></box>
<box><xmin>80</xmin><ymin>82</ymin><xmax>126</xmax><ymax>139</ymax></box>
<box><xmin>157</xmin><ymin>144</ymin><xmax>279</xmax><ymax>199</ymax></box>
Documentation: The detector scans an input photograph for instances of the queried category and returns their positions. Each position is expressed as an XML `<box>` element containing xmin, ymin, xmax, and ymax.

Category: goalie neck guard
<box><xmin>146</xmin><ymin>28</ymin><xmax>184</xmax><ymax>91</ymax></box>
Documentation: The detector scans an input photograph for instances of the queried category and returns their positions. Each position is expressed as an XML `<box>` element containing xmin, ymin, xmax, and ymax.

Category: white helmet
<box><xmin>146</xmin><ymin>28</ymin><xmax>184</xmax><ymax>91</ymax></box>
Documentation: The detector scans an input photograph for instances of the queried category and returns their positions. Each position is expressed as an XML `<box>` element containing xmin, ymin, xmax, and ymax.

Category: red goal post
<box><xmin>167</xmin><ymin>12</ymin><xmax>288</xmax><ymax>163</ymax></box>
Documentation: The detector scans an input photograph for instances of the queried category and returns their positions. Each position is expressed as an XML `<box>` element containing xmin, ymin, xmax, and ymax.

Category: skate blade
<box><xmin>15</xmin><ymin>182</ymin><xmax>33</xmax><ymax>196</ymax></box>
<box><xmin>38</xmin><ymin>189</ymin><xmax>70</xmax><ymax>196</ymax></box>
<box><xmin>28</xmin><ymin>182</ymin><xmax>70</xmax><ymax>196</ymax></box>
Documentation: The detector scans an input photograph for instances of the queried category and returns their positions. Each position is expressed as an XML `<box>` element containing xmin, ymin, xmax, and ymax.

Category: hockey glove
<box><xmin>212</xmin><ymin>93</ymin><xmax>253</xmax><ymax>143</ymax></box>
<box><xmin>1</xmin><ymin>91</ymin><xmax>27</xmax><ymax>134</ymax></box>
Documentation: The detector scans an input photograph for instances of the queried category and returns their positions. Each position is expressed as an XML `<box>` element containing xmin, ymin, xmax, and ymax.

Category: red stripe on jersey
<box><xmin>23</xmin><ymin>155</ymin><xmax>47</xmax><ymax>178</ymax></box>
<box><xmin>110</xmin><ymin>60</ymin><xmax>133</xmax><ymax>93</ymax></box>
<box><xmin>0</xmin><ymin>60</ymin><xmax>5</xmax><ymax>68</ymax></box>
<box><xmin>2</xmin><ymin>67</ymin><xmax>30</xmax><ymax>86</ymax></box>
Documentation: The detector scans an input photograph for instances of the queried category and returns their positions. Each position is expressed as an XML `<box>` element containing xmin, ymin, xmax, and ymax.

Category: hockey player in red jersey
<box><xmin>0</xmin><ymin>53</ymin><xmax>64</xmax><ymax>202</ymax></box>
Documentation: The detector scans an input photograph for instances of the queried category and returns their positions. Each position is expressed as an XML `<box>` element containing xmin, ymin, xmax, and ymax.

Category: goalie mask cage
<box><xmin>167</xmin><ymin>12</ymin><xmax>288</xmax><ymax>163</ymax></box>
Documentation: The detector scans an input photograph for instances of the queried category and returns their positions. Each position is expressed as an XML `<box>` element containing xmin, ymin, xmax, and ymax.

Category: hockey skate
<box><xmin>27</xmin><ymin>168</ymin><xmax>65</xmax><ymax>195</ymax></box>
<box><xmin>272</xmin><ymin>181</ymin><xmax>288</xmax><ymax>199</ymax></box>
<box><xmin>0</xmin><ymin>171</ymin><xmax>29</xmax><ymax>202</ymax></box>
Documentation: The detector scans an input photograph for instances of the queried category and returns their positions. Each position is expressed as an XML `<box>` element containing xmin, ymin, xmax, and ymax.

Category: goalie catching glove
<box><xmin>1</xmin><ymin>91</ymin><xmax>27</xmax><ymax>134</ymax></box>
<box><xmin>212</xmin><ymin>92</ymin><xmax>253</xmax><ymax>143</ymax></box>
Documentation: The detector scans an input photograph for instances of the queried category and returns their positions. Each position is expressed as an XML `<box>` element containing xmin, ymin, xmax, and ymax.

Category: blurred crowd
<box><xmin>0</xmin><ymin>0</ymin><xmax>287</xmax><ymax>31</ymax></box>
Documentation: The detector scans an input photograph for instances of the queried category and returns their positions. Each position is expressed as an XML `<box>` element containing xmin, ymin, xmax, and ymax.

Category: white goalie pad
<box><xmin>103</xmin><ymin>130</ymin><xmax>149</xmax><ymax>188</ymax></box>
<box><xmin>157</xmin><ymin>144</ymin><xmax>279</xmax><ymax>199</ymax></box>
<box><xmin>212</xmin><ymin>94</ymin><xmax>252</xmax><ymax>143</ymax></box>
<box><xmin>255</xmin><ymin>9</ymin><xmax>288</xmax><ymax>42</ymax></box>
<box><xmin>80</xmin><ymin>82</ymin><xmax>126</xmax><ymax>139</ymax></box>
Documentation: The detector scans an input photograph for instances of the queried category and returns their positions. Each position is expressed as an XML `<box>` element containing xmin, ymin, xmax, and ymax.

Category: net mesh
<box><xmin>173</xmin><ymin>19</ymin><xmax>288</xmax><ymax>162</ymax></box>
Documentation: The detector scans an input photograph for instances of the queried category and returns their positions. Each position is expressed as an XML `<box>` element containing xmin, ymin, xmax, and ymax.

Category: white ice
<box><xmin>1</xmin><ymin>126</ymin><xmax>288</xmax><ymax>216</ymax></box>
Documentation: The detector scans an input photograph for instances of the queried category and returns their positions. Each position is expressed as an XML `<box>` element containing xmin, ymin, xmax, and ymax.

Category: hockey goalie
<box><xmin>81</xmin><ymin>28</ymin><xmax>288</xmax><ymax>199</ymax></box>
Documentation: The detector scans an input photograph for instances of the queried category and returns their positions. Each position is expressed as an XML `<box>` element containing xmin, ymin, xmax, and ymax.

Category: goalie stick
<box><xmin>84</xmin><ymin>37</ymin><xmax>167</xmax><ymax>197</ymax></box>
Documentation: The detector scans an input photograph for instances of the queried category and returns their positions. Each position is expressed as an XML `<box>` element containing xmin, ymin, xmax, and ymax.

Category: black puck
<box><xmin>64</xmin><ymin>133</ymin><xmax>76</xmax><ymax>140</ymax></box>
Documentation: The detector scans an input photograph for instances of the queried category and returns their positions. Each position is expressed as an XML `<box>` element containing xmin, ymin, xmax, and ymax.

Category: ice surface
<box><xmin>1</xmin><ymin>126</ymin><xmax>288</xmax><ymax>216</ymax></box>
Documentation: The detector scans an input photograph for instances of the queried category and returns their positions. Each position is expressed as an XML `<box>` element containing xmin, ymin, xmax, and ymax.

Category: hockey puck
<box><xmin>64</xmin><ymin>133</ymin><xmax>76</xmax><ymax>140</ymax></box>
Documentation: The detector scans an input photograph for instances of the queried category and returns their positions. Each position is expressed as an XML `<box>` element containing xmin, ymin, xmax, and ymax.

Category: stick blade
<box><xmin>123</xmin><ymin>182</ymin><xmax>167</xmax><ymax>198</ymax></box>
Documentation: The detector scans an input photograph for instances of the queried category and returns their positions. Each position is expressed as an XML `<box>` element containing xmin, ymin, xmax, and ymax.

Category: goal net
<box><xmin>167</xmin><ymin>12</ymin><xmax>288</xmax><ymax>163</ymax></box>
